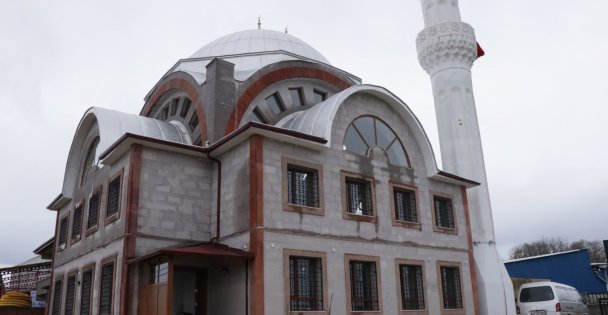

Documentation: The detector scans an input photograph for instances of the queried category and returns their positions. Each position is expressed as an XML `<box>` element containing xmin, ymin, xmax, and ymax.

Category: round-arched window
<box><xmin>343</xmin><ymin>116</ymin><xmax>409</xmax><ymax>167</ymax></box>
<box><xmin>81</xmin><ymin>137</ymin><xmax>99</xmax><ymax>185</ymax></box>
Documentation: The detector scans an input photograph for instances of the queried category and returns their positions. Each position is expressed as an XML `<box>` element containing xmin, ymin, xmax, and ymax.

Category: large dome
<box><xmin>190</xmin><ymin>29</ymin><xmax>330</xmax><ymax>64</ymax></box>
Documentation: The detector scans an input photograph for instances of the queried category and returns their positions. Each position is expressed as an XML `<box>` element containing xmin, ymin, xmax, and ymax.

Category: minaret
<box><xmin>416</xmin><ymin>1</ymin><xmax>516</xmax><ymax>314</ymax></box>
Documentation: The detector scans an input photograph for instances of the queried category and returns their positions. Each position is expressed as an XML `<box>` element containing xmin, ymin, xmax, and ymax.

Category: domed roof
<box><xmin>190</xmin><ymin>29</ymin><xmax>330</xmax><ymax>64</ymax></box>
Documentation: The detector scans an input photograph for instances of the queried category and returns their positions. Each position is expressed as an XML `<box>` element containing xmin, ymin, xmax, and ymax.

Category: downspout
<box><xmin>207</xmin><ymin>152</ymin><xmax>222</xmax><ymax>242</ymax></box>
<box><xmin>245</xmin><ymin>260</ymin><xmax>249</xmax><ymax>315</ymax></box>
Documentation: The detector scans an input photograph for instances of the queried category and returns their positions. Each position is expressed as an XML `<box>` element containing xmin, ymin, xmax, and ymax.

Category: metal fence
<box><xmin>599</xmin><ymin>298</ymin><xmax>608</xmax><ymax>315</ymax></box>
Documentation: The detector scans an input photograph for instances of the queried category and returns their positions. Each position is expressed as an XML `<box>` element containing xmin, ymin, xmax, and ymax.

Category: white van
<box><xmin>517</xmin><ymin>281</ymin><xmax>588</xmax><ymax>315</ymax></box>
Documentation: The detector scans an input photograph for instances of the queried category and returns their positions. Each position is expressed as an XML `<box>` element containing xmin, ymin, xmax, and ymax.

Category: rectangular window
<box><xmin>65</xmin><ymin>275</ymin><xmax>76</xmax><ymax>315</ymax></box>
<box><xmin>398</xmin><ymin>264</ymin><xmax>425</xmax><ymax>310</ymax></box>
<box><xmin>349</xmin><ymin>260</ymin><xmax>380</xmax><ymax>311</ymax></box>
<box><xmin>289</xmin><ymin>256</ymin><xmax>324</xmax><ymax>311</ymax></box>
<box><xmin>71</xmin><ymin>204</ymin><xmax>83</xmax><ymax>242</ymax></box>
<box><xmin>265</xmin><ymin>93</ymin><xmax>285</xmax><ymax>115</ymax></box>
<box><xmin>440</xmin><ymin>266</ymin><xmax>463</xmax><ymax>309</ymax></box>
<box><xmin>287</xmin><ymin>165</ymin><xmax>319</xmax><ymax>207</ymax></box>
<box><xmin>86</xmin><ymin>190</ymin><xmax>101</xmax><ymax>231</ymax></box>
<box><xmin>150</xmin><ymin>259</ymin><xmax>168</xmax><ymax>284</ymax></box>
<box><xmin>289</xmin><ymin>87</ymin><xmax>305</xmax><ymax>106</ymax></box>
<box><xmin>80</xmin><ymin>268</ymin><xmax>94</xmax><ymax>315</ymax></box>
<box><xmin>433</xmin><ymin>195</ymin><xmax>455</xmax><ymax>229</ymax></box>
<box><xmin>58</xmin><ymin>217</ymin><xmax>68</xmax><ymax>250</ymax></box>
<box><xmin>394</xmin><ymin>187</ymin><xmax>417</xmax><ymax>223</ymax></box>
<box><xmin>188</xmin><ymin>112</ymin><xmax>199</xmax><ymax>131</ymax></box>
<box><xmin>180</xmin><ymin>98</ymin><xmax>191</xmax><ymax>118</ymax></box>
<box><xmin>51</xmin><ymin>279</ymin><xmax>62</xmax><ymax>315</ymax></box>
<box><xmin>345</xmin><ymin>177</ymin><xmax>373</xmax><ymax>216</ymax></box>
<box><xmin>99</xmin><ymin>261</ymin><xmax>114</xmax><ymax>315</ymax></box>
<box><xmin>313</xmin><ymin>89</ymin><xmax>327</xmax><ymax>103</ymax></box>
<box><xmin>247</xmin><ymin>107</ymin><xmax>267</xmax><ymax>124</ymax></box>
<box><xmin>106</xmin><ymin>174</ymin><xmax>121</xmax><ymax>219</ymax></box>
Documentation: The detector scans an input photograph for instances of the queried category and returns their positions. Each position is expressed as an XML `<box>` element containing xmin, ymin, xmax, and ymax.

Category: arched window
<box><xmin>80</xmin><ymin>137</ymin><xmax>99</xmax><ymax>185</ymax></box>
<box><xmin>343</xmin><ymin>116</ymin><xmax>409</xmax><ymax>167</ymax></box>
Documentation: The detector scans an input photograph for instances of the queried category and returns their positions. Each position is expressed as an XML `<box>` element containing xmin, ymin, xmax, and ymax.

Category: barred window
<box><xmin>394</xmin><ymin>188</ymin><xmax>417</xmax><ymax>223</ymax></box>
<box><xmin>399</xmin><ymin>264</ymin><xmax>425</xmax><ymax>310</ymax></box>
<box><xmin>71</xmin><ymin>205</ymin><xmax>82</xmax><ymax>241</ymax></box>
<box><xmin>99</xmin><ymin>261</ymin><xmax>114</xmax><ymax>315</ymax></box>
<box><xmin>287</xmin><ymin>165</ymin><xmax>319</xmax><ymax>207</ymax></box>
<box><xmin>58</xmin><ymin>217</ymin><xmax>68</xmax><ymax>249</ymax></box>
<box><xmin>106</xmin><ymin>176</ymin><xmax>121</xmax><ymax>218</ymax></box>
<box><xmin>289</xmin><ymin>256</ymin><xmax>323</xmax><ymax>311</ymax></box>
<box><xmin>80</xmin><ymin>269</ymin><xmax>93</xmax><ymax>315</ymax></box>
<box><xmin>434</xmin><ymin>196</ymin><xmax>454</xmax><ymax>229</ymax></box>
<box><xmin>65</xmin><ymin>275</ymin><xmax>76</xmax><ymax>315</ymax></box>
<box><xmin>440</xmin><ymin>266</ymin><xmax>463</xmax><ymax>309</ymax></box>
<box><xmin>349</xmin><ymin>261</ymin><xmax>379</xmax><ymax>311</ymax></box>
<box><xmin>345</xmin><ymin>178</ymin><xmax>373</xmax><ymax>216</ymax></box>
<box><xmin>86</xmin><ymin>191</ymin><xmax>100</xmax><ymax>230</ymax></box>
<box><xmin>51</xmin><ymin>280</ymin><xmax>62</xmax><ymax>315</ymax></box>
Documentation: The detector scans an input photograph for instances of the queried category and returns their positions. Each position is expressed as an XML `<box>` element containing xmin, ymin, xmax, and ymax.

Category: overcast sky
<box><xmin>1</xmin><ymin>0</ymin><xmax>606</xmax><ymax>267</ymax></box>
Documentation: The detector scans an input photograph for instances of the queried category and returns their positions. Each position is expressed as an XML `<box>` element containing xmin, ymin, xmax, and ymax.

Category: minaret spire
<box><xmin>416</xmin><ymin>1</ymin><xmax>516</xmax><ymax>314</ymax></box>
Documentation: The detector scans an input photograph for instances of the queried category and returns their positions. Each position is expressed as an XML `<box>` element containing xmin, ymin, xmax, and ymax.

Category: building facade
<box><xmin>46</xmin><ymin>8</ymin><xmax>497</xmax><ymax>315</ymax></box>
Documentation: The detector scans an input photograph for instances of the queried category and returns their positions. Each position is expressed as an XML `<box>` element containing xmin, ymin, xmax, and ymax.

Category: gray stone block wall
<box><xmin>137</xmin><ymin>148</ymin><xmax>212</xmax><ymax>244</ymax></box>
<box><xmin>263</xmin><ymin>231</ymin><xmax>475</xmax><ymax>315</ymax></box>
<box><xmin>216</xmin><ymin>140</ymin><xmax>250</xmax><ymax>238</ymax></box>
<box><xmin>54</xmin><ymin>151</ymin><xmax>131</xmax><ymax>267</ymax></box>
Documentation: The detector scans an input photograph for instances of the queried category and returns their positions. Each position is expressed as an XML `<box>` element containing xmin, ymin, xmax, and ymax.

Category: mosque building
<box><xmin>46</xmin><ymin>1</ymin><xmax>514</xmax><ymax>314</ymax></box>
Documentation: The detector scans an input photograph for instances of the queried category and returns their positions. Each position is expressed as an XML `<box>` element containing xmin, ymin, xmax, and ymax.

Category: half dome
<box><xmin>190</xmin><ymin>29</ymin><xmax>330</xmax><ymax>64</ymax></box>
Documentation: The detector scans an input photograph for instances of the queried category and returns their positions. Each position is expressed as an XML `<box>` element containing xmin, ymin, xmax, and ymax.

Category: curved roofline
<box><xmin>278</xmin><ymin>84</ymin><xmax>442</xmax><ymax>177</ymax></box>
<box><xmin>61</xmin><ymin>107</ymin><xmax>191</xmax><ymax>199</ymax></box>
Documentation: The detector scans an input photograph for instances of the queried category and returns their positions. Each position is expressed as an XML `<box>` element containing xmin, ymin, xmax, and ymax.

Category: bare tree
<box><xmin>569</xmin><ymin>239</ymin><xmax>607</xmax><ymax>263</ymax></box>
<box><xmin>509</xmin><ymin>237</ymin><xmax>569</xmax><ymax>259</ymax></box>
<box><xmin>509</xmin><ymin>238</ymin><xmax>607</xmax><ymax>263</ymax></box>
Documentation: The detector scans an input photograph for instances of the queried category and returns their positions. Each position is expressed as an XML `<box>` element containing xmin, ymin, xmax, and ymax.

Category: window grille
<box><xmin>394</xmin><ymin>188</ymin><xmax>417</xmax><ymax>222</ymax></box>
<box><xmin>99</xmin><ymin>262</ymin><xmax>114</xmax><ymax>315</ymax></box>
<box><xmin>345</xmin><ymin>178</ymin><xmax>373</xmax><ymax>216</ymax></box>
<box><xmin>399</xmin><ymin>264</ymin><xmax>425</xmax><ymax>310</ymax></box>
<box><xmin>71</xmin><ymin>205</ymin><xmax>82</xmax><ymax>240</ymax></box>
<box><xmin>80</xmin><ymin>269</ymin><xmax>93</xmax><ymax>315</ymax></box>
<box><xmin>106</xmin><ymin>176</ymin><xmax>121</xmax><ymax>218</ymax></box>
<box><xmin>87</xmin><ymin>191</ymin><xmax>100</xmax><ymax>230</ymax></box>
<box><xmin>349</xmin><ymin>261</ymin><xmax>379</xmax><ymax>311</ymax></box>
<box><xmin>441</xmin><ymin>266</ymin><xmax>463</xmax><ymax>309</ymax></box>
<box><xmin>65</xmin><ymin>275</ymin><xmax>76</xmax><ymax>315</ymax></box>
<box><xmin>434</xmin><ymin>196</ymin><xmax>454</xmax><ymax>229</ymax></box>
<box><xmin>287</xmin><ymin>165</ymin><xmax>319</xmax><ymax>207</ymax></box>
<box><xmin>58</xmin><ymin>217</ymin><xmax>68</xmax><ymax>248</ymax></box>
<box><xmin>289</xmin><ymin>256</ymin><xmax>323</xmax><ymax>311</ymax></box>
<box><xmin>51</xmin><ymin>280</ymin><xmax>62</xmax><ymax>315</ymax></box>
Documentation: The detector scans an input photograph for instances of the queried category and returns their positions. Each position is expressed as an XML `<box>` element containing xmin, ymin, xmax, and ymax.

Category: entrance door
<box><xmin>195</xmin><ymin>270</ymin><xmax>207</xmax><ymax>315</ymax></box>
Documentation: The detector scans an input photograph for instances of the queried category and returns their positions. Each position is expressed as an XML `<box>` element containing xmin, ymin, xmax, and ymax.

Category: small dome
<box><xmin>190</xmin><ymin>29</ymin><xmax>330</xmax><ymax>64</ymax></box>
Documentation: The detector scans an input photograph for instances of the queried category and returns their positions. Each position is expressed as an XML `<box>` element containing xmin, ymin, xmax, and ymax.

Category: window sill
<box><xmin>399</xmin><ymin>310</ymin><xmax>428</xmax><ymax>315</ymax></box>
<box><xmin>392</xmin><ymin>220</ymin><xmax>422</xmax><ymax>230</ymax></box>
<box><xmin>288</xmin><ymin>311</ymin><xmax>328</xmax><ymax>315</ymax></box>
<box><xmin>440</xmin><ymin>308</ymin><xmax>465</xmax><ymax>315</ymax></box>
<box><xmin>104</xmin><ymin>213</ymin><xmax>120</xmax><ymax>226</ymax></box>
<box><xmin>348</xmin><ymin>311</ymin><xmax>382</xmax><ymax>315</ymax></box>
<box><xmin>85</xmin><ymin>226</ymin><xmax>98</xmax><ymax>237</ymax></box>
<box><xmin>70</xmin><ymin>235</ymin><xmax>81</xmax><ymax>245</ymax></box>
<box><xmin>284</xmin><ymin>203</ymin><xmax>325</xmax><ymax>216</ymax></box>
<box><xmin>344</xmin><ymin>213</ymin><xmax>377</xmax><ymax>223</ymax></box>
<box><xmin>433</xmin><ymin>226</ymin><xmax>458</xmax><ymax>235</ymax></box>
